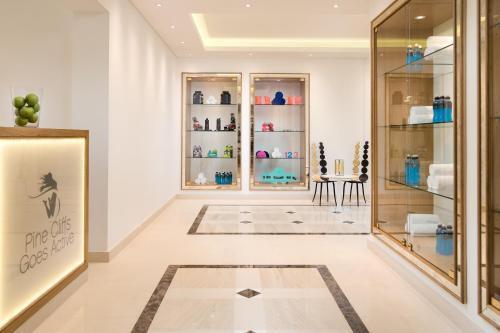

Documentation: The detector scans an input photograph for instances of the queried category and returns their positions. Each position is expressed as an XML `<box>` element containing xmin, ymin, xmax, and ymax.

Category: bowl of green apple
<box><xmin>12</xmin><ymin>93</ymin><xmax>41</xmax><ymax>127</ymax></box>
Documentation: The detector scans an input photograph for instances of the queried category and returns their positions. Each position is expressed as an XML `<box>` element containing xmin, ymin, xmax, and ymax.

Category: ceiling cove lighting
<box><xmin>191</xmin><ymin>14</ymin><xmax>369</xmax><ymax>51</ymax></box>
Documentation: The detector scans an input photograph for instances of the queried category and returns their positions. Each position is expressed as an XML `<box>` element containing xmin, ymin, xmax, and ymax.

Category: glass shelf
<box><xmin>256</xmin><ymin>158</ymin><xmax>305</xmax><ymax>160</ymax></box>
<box><xmin>186</xmin><ymin>157</ymin><xmax>236</xmax><ymax>159</ymax></box>
<box><xmin>253</xmin><ymin>104</ymin><xmax>305</xmax><ymax>106</ymax></box>
<box><xmin>186</xmin><ymin>130</ymin><xmax>237</xmax><ymax>133</ymax></box>
<box><xmin>188</xmin><ymin>104</ymin><xmax>238</xmax><ymax>106</ymax></box>
<box><xmin>384</xmin><ymin>44</ymin><xmax>454</xmax><ymax>77</ymax></box>
<box><xmin>254</xmin><ymin>130</ymin><xmax>305</xmax><ymax>133</ymax></box>
<box><xmin>381</xmin><ymin>121</ymin><xmax>453</xmax><ymax>129</ymax></box>
<box><xmin>381</xmin><ymin>176</ymin><xmax>453</xmax><ymax>200</ymax></box>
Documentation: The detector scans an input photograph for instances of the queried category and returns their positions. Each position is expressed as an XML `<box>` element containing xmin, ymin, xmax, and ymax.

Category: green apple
<box><xmin>28</xmin><ymin>113</ymin><xmax>38</xmax><ymax>123</ymax></box>
<box><xmin>15</xmin><ymin>117</ymin><xmax>28</xmax><ymax>127</ymax></box>
<box><xmin>33</xmin><ymin>103</ymin><xmax>40</xmax><ymax>113</ymax></box>
<box><xmin>25</xmin><ymin>93</ymin><xmax>39</xmax><ymax>107</ymax></box>
<box><xmin>20</xmin><ymin>106</ymin><xmax>34</xmax><ymax>119</ymax></box>
<box><xmin>12</xmin><ymin>96</ymin><xmax>25</xmax><ymax>109</ymax></box>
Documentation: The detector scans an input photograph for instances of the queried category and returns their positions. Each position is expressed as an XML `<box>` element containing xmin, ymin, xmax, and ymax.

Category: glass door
<box><xmin>479</xmin><ymin>0</ymin><xmax>500</xmax><ymax>327</ymax></box>
<box><xmin>372</xmin><ymin>0</ymin><xmax>465</xmax><ymax>300</ymax></box>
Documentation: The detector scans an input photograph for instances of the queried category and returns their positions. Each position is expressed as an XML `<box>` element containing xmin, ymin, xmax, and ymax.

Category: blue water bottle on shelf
<box><xmin>444</xmin><ymin>96</ymin><xmax>453</xmax><ymax>122</ymax></box>
<box><xmin>404</xmin><ymin>155</ymin><xmax>410</xmax><ymax>184</ymax></box>
<box><xmin>406</xmin><ymin>45</ymin><xmax>413</xmax><ymax>65</ymax></box>
<box><xmin>412</xmin><ymin>155</ymin><xmax>420</xmax><ymax>186</ymax></box>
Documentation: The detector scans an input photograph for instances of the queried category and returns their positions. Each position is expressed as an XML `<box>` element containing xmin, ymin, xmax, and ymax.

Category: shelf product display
<box><xmin>249</xmin><ymin>73</ymin><xmax>310</xmax><ymax>190</ymax></box>
<box><xmin>371</xmin><ymin>0</ymin><xmax>465</xmax><ymax>301</ymax></box>
<box><xmin>479</xmin><ymin>0</ymin><xmax>500</xmax><ymax>327</ymax></box>
<box><xmin>181</xmin><ymin>73</ymin><xmax>241</xmax><ymax>190</ymax></box>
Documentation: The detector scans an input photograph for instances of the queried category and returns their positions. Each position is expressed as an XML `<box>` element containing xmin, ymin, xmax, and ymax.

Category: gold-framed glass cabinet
<box><xmin>249</xmin><ymin>73</ymin><xmax>310</xmax><ymax>190</ymax></box>
<box><xmin>181</xmin><ymin>73</ymin><xmax>242</xmax><ymax>190</ymax></box>
<box><xmin>479</xmin><ymin>0</ymin><xmax>500</xmax><ymax>327</ymax></box>
<box><xmin>371</xmin><ymin>0</ymin><xmax>466</xmax><ymax>301</ymax></box>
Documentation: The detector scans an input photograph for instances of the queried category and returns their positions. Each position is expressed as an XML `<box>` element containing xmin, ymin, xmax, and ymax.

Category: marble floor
<box><xmin>189</xmin><ymin>205</ymin><xmax>370</xmax><ymax>235</ymax></box>
<box><xmin>28</xmin><ymin>198</ymin><xmax>466</xmax><ymax>333</ymax></box>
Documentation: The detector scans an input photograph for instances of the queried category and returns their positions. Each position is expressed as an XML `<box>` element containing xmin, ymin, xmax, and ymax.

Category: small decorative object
<box><xmin>224</xmin><ymin>145</ymin><xmax>234</xmax><ymax>158</ymax></box>
<box><xmin>193</xmin><ymin>91</ymin><xmax>203</xmax><ymax>104</ymax></box>
<box><xmin>215</xmin><ymin>171</ymin><xmax>233</xmax><ymax>185</ymax></box>
<box><xmin>207</xmin><ymin>150</ymin><xmax>218</xmax><ymax>158</ymax></box>
<box><xmin>225</xmin><ymin>113</ymin><xmax>236</xmax><ymax>131</ymax></box>
<box><xmin>261</xmin><ymin>168</ymin><xmax>297</xmax><ymax>184</ymax></box>
<box><xmin>11</xmin><ymin>89</ymin><xmax>42</xmax><ymax>128</ymax></box>
<box><xmin>293</xmin><ymin>152</ymin><xmax>299</xmax><ymax>159</ymax></box>
<box><xmin>272</xmin><ymin>91</ymin><xmax>286</xmax><ymax>105</ymax></box>
<box><xmin>294</xmin><ymin>96</ymin><xmax>302</xmax><ymax>104</ymax></box>
<box><xmin>204</xmin><ymin>118</ymin><xmax>210</xmax><ymax>131</ymax></box>
<box><xmin>311</xmin><ymin>143</ymin><xmax>319</xmax><ymax>176</ymax></box>
<box><xmin>256</xmin><ymin>151</ymin><xmax>269</xmax><ymax>158</ymax></box>
<box><xmin>192</xmin><ymin>145</ymin><xmax>202</xmax><ymax>158</ymax></box>
<box><xmin>271</xmin><ymin>148</ymin><xmax>282</xmax><ymax>158</ymax></box>
<box><xmin>192</xmin><ymin>117</ymin><xmax>202</xmax><ymax>131</ymax></box>
<box><xmin>221</xmin><ymin>91</ymin><xmax>231</xmax><ymax>105</ymax></box>
<box><xmin>319</xmin><ymin>142</ymin><xmax>327</xmax><ymax>175</ymax></box>
<box><xmin>359</xmin><ymin>141</ymin><xmax>369</xmax><ymax>182</ymax></box>
<box><xmin>255</xmin><ymin>96</ymin><xmax>262</xmax><ymax>104</ymax></box>
<box><xmin>287</xmin><ymin>152</ymin><xmax>293</xmax><ymax>159</ymax></box>
<box><xmin>287</xmin><ymin>96</ymin><xmax>294</xmax><ymax>105</ymax></box>
<box><xmin>206</xmin><ymin>95</ymin><xmax>217</xmax><ymax>104</ymax></box>
<box><xmin>261</xmin><ymin>122</ymin><xmax>274</xmax><ymax>132</ymax></box>
<box><xmin>335</xmin><ymin>159</ymin><xmax>344</xmax><ymax>176</ymax></box>
<box><xmin>194</xmin><ymin>172</ymin><xmax>207</xmax><ymax>185</ymax></box>
<box><xmin>264</xmin><ymin>96</ymin><xmax>271</xmax><ymax>104</ymax></box>
<box><xmin>436</xmin><ymin>224</ymin><xmax>453</xmax><ymax>256</ymax></box>
<box><xmin>353</xmin><ymin>142</ymin><xmax>360</xmax><ymax>175</ymax></box>
<box><xmin>216</xmin><ymin>118</ymin><xmax>221</xmax><ymax>131</ymax></box>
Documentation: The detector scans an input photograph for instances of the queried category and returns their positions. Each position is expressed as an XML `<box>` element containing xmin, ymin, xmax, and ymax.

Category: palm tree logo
<box><xmin>30</xmin><ymin>172</ymin><xmax>60</xmax><ymax>218</ymax></box>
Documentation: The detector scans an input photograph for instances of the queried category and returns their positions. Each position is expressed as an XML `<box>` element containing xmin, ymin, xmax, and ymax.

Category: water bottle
<box><xmin>228</xmin><ymin>172</ymin><xmax>233</xmax><ymax>184</ymax></box>
<box><xmin>406</xmin><ymin>45</ymin><xmax>412</xmax><ymax>64</ymax></box>
<box><xmin>445</xmin><ymin>96</ymin><xmax>453</xmax><ymax>122</ymax></box>
<box><xmin>412</xmin><ymin>155</ymin><xmax>420</xmax><ymax>186</ymax></box>
<box><xmin>432</xmin><ymin>97</ymin><xmax>438</xmax><ymax>123</ymax></box>
<box><xmin>215</xmin><ymin>172</ymin><xmax>220</xmax><ymax>185</ymax></box>
<box><xmin>405</xmin><ymin>155</ymin><xmax>411</xmax><ymax>184</ymax></box>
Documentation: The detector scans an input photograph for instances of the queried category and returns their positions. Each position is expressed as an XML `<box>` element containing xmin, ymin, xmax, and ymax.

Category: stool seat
<box><xmin>312</xmin><ymin>176</ymin><xmax>337</xmax><ymax>206</ymax></box>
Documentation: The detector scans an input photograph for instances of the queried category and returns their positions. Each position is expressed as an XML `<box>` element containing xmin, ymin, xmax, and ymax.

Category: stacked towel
<box><xmin>405</xmin><ymin>214</ymin><xmax>440</xmax><ymax>235</ymax></box>
<box><xmin>427</xmin><ymin>163</ymin><xmax>454</xmax><ymax>195</ymax></box>
<box><xmin>408</xmin><ymin>106</ymin><xmax>433</xmax><ymax>124</ymax></box>
<box><xmin>424</xmin><ymin>36</ymin><xmax>454</xmax><ymax>56</ymax></box>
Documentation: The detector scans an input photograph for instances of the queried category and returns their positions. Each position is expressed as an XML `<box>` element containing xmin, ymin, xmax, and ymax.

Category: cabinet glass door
<box><xmin>372</xmin><ymin>0</ymin><xmax>464</xmax><ymax>300</ymax></box>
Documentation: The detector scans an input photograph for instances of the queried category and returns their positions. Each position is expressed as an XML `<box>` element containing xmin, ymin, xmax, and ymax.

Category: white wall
<box><xmin>176</xmin><ymin>56</ymin><xmax>371</xmax><ymax>195</ymax></box>
<box><xmin>70</xmin><ymin>12</ymin><xmax>110</xmax><ymax>252</ymax></box>
<box><xmin>98</xmin><ymin>0</ymin><xmax>178</xmax><ymax>249</ymax></box>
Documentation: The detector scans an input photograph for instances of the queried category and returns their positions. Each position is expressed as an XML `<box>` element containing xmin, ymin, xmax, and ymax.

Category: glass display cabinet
<box><xmin>249</xmin><ymin>73</ymin><xmax>309</xmax><ymax>190</ymax></box>
<box><xmin>181</xmin><ymin>73</ymin><xmax>241</xmax><ymax>190</ymax></box>
<box><xmin>479</xmin><ymin>0</ymin><xmax>500</xmax><ymax>327</ymax></box>
<box><xmin>371</xmin><ymin>0</ymin><xmax>465</xmax><ymax>300</ymax></box>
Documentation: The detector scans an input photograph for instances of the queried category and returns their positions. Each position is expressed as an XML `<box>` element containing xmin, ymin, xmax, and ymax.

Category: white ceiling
<box><xmin>130</xmin><ymin>0</ymin><xmax>371</xmax><ymax>58</ymax></box>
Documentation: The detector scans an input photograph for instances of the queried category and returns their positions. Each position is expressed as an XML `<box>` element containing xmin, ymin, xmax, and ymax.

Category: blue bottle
<box><xmin>444</xmin><ymin>96</ymin><xmax>453</xmax><ymax>122</ymax></box>
<box><xmin>432</xmin><ymin>97</ymin><xmax>438</xmax><ymax>123</ymax></box>
<box><xmin>228</xmin><ymin>172</ymin><xmax>233</xmax><ymax>185</ymax></box>
<box><xmin>406</xmin><ymin>45</ymin><xmax>413</xmax><ymax>65</ymax></box>
<box><xmin>215</xmin><ymin>172</ymin><xmax>220</xmax><ymax>185</ymax></box>
<box><xmin>405</xmin><ymin>155</ymin><xmax>411</xmax><ymax>184</ymax></box>
<box><xmin>412</xmin><ymin>155</ymin><xmax>420</xmax><ymax>186</ymax></box>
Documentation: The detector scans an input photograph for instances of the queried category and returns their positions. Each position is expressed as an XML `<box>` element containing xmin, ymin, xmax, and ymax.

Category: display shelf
<box><xmin>479</xmin><ymin>0</ymin><xmax>500</xmax><ymax>326</ymax></box>
<box><xmin>384</xmin><ymin>44</ymin><xmax>454</xmax><ymax>77</ymax></box>
<box><xmin>372</xmin><ymin>0</ymin><xmax>464</xmax><ymax>301</ymax></box>
<box><xmin>382</xmin><ymin>121</ymin><xmax>453</xmax><ymax>128</ymax></box>
<box><xmin>250</xmin><ymin>73</ymin><xmax>310</xmax><ymax>191</ymax></box>
<box><xmin>181</xmin><ymin>72</ymin><xmax>242</xmax><ymax>190</ymax></box>
<box><xmin>381</xmin><ymin>176</ymin><xmax>454</xmax><ymax>200</ymax></box>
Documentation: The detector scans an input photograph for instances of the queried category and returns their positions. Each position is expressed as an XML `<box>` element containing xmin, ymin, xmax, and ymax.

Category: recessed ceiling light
<box><xmin>333</xmin><ymin>4</ymin><xmax>339</xmax><ymax>8</ymax></box>
<box><xmin>248</xmin><ymin>53</ymin><xmax>253</xmax><ymax>56</ymax></box>
<box><xmin>308</xmin><ymin>54</ymin><xmax>313</xmax><ymax>57</ymax></box>
<box><xmin>170</xmin><ymin>25</ymin><xmax>175</xmax><ymax>29</ymax></box>
<box><xmin>414</xmin><ymin>15</ymin><xmax>426</xmax><ymax>20</ymax></box>
<box><xmin>245</xmin><ymin>3</ymin><xmax>251</xmax><ymax>8</ymax></box>
<box><xmin>155</xmin><ymin>2</ymin><xmax>162</xmax><ymax>7</ymax></box>
<box><xmin>180</xmin><ymin>41</ymin><xmax>185</xmax><ymax>44</ymax></box>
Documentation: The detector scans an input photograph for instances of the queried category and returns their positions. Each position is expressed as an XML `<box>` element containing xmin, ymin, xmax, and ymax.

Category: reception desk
<box><xmin>0</xmin><ymin>128</ymin><xmax>88</xmax><ymax>332</ymax></box>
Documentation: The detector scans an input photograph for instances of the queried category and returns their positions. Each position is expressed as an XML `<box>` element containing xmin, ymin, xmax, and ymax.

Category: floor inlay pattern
<box><xmin>132</xmin><ymin>265</ymin><xmax>369</xmax><ymax>333</ymax></box>
<box><xmin>188</xmin><ymin>205</ymin><xmax>370</xmax><ymax>235</ymax></box>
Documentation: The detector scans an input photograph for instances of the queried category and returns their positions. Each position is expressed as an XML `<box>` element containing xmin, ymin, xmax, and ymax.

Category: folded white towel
<box><xmin>409</xmin><ymin>114</ymin><xmax>434</xmax><ymax>124</ymax></box>
<box><xmin>429</xmin><ymin>164</ymin><xmax>453</xmax><ymax>176</ymax></box>
<box><xmin>405</xmin><ymin>214</ymin><xmax>440</xmax><ymax>235</ymax></box>
<box><xmin>409</xmin><ymin>106</ymin><xmax>433</xmax><ymax>116</ymax></box>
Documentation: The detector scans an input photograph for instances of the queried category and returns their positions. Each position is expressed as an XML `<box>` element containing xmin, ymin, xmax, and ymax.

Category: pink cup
<box><xmin>255</xmin><ymin>96</ymin><xmax>262</xmax><ymax>104</ymax></box>
<box><xmin>287</xmin><ymin>96</ymin><xmax>294</xmax><ymax>105</ymax></box>
<box><xmin>264</xmin><ymin>96</ymin><xmax>271</xmax><ymax>104</ymax></box>
<box><xmin>294</xmin><ymin>96</ymin><xmax>302</xmax><ymax>104</ymax></box>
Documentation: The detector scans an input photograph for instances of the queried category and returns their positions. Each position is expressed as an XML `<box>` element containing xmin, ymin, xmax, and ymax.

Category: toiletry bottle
<box><xmin>405</xmin><ymin>155</ymin><xmax>411</xmax><ymax>184</ymax></box>
<box><xmin>445</xmin><ymin>96</ymin><xmax>453</xmax><ymax>122</ymax></box>
<box><xmin>406</xmin><ymin>45</ymin><xmax>413</xmax><ymax>64</ymax></box>
<box><xmin>215</xmin><ymin>172</ymin><xmax>220</xmax><ymax>185</ymax></box>
<box><xmin>413</xmin><ymin>155</ymin><xmax>420</xmax><ymax>185</ymax></box>
<box><xmin>229</xmin><ymin>172</ymin><xmax>233</xmax><ymax>184</ymax></box>
<box><xmin>432</xmin><ymin>97</ymin><xmax>438</xmax><ymax>123</ymax></box>
<box><xmin>205</xmin><ymin>118</ymin><xmax>209</xmax><ymax>131</ymax></box>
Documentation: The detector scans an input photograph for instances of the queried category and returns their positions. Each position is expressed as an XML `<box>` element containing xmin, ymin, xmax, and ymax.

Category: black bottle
<box><xmin>205</xmin><ymin>118</ymin><xmax>209</xmax><ymax>131</ymax></box>
<box><xmin>193</xmin><ymin>91</ymin><xmax>203</xmax><ymax>104</ymax></box>
<box><xmin>221</xmin><ymin>91</ymin><xmax>231</xmax><ymax>105</ymax></box>
<box><xmin>216</xmin><ymin>118</ymin><xmax>221</xmax><ymax>131</ymax></box>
